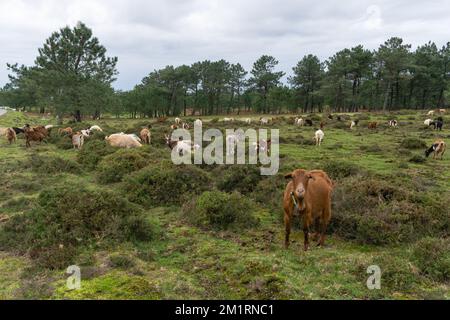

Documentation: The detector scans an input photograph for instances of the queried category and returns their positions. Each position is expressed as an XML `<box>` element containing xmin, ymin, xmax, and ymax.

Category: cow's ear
<box><xmin>307</xmin><ymin>173</ymin><xmax>316</xmax><ymax>180</ymax></box>
<box><xmin>284</xmin><ymin>173</ymin><xmax>293</xmax><ymax>180</ymax></box>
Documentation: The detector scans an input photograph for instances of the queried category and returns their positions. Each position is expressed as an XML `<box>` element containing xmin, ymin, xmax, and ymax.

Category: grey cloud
<box><xmin>0</xmin><ymin>0</ymin><xmax>449</xmax><ymax>90</ymax></box>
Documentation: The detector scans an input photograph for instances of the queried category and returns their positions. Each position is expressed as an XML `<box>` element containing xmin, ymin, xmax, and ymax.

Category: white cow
<box><xmin>315</xmin><ymin>129</ymin><xmax>325</xmax><ymax>146</ymax></box>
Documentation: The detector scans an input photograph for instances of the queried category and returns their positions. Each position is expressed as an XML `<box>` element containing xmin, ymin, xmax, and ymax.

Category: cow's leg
<box><xmin>284</xmin><ymin>211</ymin><xmax>291</xmax><ymax>249</ymax></box>
<box><xmin>302</xmin><ymin>213</ymin><xmax>311</xmax><ymax>251</ymax></box>
<box><xmin>319</xmin><ymin>205</ymin><xmax>332</xmax><ymax>247</ymax></box>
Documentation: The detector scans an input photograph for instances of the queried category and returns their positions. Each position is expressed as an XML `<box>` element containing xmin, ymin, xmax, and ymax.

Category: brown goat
<box><xmin>59</xmin><ymin>127</ymin><xmax>73</xmax><ymax>136</ymax></box>
<box><xmin>140</xmin><ymin>128</ymin><xmax>151</xmax><ymax>145</ymax></box>
<box><xmin>368</xmin><ymin>122</ymin><xmax>378</xmax><ymax>129</ymax></box>
<box><xmin>6</xmin><ymin>128</ymin><xmax>16</xmax><ymax>144</ymax></box>
<box><xmin>23</xmin><ymin>126</ymin><xmax>46</xmax><ymax>148</ymax></box>
<box><xmin>283</xmin><ymin>169</ymin><xmax>333</xmax><ymax>251</ymax></box>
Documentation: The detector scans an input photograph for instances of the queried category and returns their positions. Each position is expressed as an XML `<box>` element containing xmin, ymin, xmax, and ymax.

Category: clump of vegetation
<box><xmin>251</xmin><ymin>175</ymin><xmax>285</xmax><ymax>213</ymax></box>
<box><xmin>123</xmin><ymin>162</ymin><xmax>212</xmax><ymax>207</ymax></box>
<box><xmin>108</xmin><ymin>253</ymin><xmax>136</xmax><ymax>269</ymax></box>
<box><xmin>184</xmin><ymin>191</ymin><xmax>259</xmax><ymax>230</ymax></box>
<box><xmin>412</xmin><ymin>237</ymin><xmax>449</xmax><ymax>282</ymax></box>
<box><xmin>97</xmin><ymin>149</ymin><xmax>148</xmax><ymax>183</ymax></box>
<box><xmin>401</xmin><ymin>138</ymin><xmax>427</xmax><ymax>149</ymax></box>
<box><xmin>26</xmin><ymin>154</ymin><xmax>82</xmax><ymax>174</ymax></box>
<box><xmin>77</xmin><ymin>140</ymin><xmax>116</xmax><ymax>170</ymax></box>
<box><xmin>409</xmin><ymin>155</ymin><xmax>426</xmax><ymax>163</ymax></box>
<box><xmin>322</xmin><ymin>160</ymin><xmax>361</xmax><ymax>180</ymax></box>
<box><xmin>330</xmin><ymin>173</ymin><xmax>449</xmax><ymax>245</ymax></box>
<box><xmin>214</xmin><ymin>165</ymin><xmax>263</xmax><ymax>195</ymax></box>
<box><xmin>0</xmin><ymin>185</ymin><xmax>155</xmax><ymax>269</ymax></box>
<box><xmin>360</xmin><ymin>144</ymin><xmax>382</xmax><ymax>153</ymax></box>
<box><xmin>46</xmin><ymin>134</ymin><xmax>73</xmax><ymax>150</ymax></box>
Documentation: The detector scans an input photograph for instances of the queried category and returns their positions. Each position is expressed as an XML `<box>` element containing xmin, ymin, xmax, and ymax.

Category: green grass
<box><xmin>0</xmin><ymin>110</ymin><xmax>449</xmax><ymax>300</ymax></box>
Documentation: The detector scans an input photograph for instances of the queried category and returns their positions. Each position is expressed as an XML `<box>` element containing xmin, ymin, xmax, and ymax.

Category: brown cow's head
<box><xmin>285</xmin><ymin>169</ymin><xmax>315</xmax><ymax>201</ymax></box>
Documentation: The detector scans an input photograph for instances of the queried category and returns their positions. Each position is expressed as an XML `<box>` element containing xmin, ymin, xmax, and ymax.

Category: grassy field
<box><xmin>0</xmin><ymin>110</ymin><xmax>449</xmax><ymax>300</ymax></box>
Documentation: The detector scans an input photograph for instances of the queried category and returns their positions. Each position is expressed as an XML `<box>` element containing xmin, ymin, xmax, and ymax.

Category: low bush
<box><xmin>123</xmin><ymin>162</ymin><xmax>212</xmax><ymax>207</ymax></box>
<box><xmin>360</xmin><ymin>144</ymin><xmax>383</xmax><ymax>153</ymax></box>
<box><xmin>26</xmin><ymin>154</ymin><xmax>82</xmax><ymax>174</ymax></box>
<box><xmin>401</xmin><ymin>138</ymin><xmax>427</xmax><ymax>149</ymax></box>
<box><xmin>97</xmin><ymin>149</ymin><xmax>148</xmax><ymax>184</ymax></box>
<box><xmin>184</xmin><ymin>190</ymin><xmax>259</xmax><ymax>230</ymax></box>
<box><xmin>321</xmin><ymin>160</ymin><xmax>361</xmax><ymax>180</ymax></box>
<box><xmin>46</xmin><ymin>134</ymin><xmax>73</xmax><ymax>150</ymax></box>
<box><xmin>412</xmin><ymin>237</ymin><xmax>449</xmax><ymax>282</ymax></box>
<box><xmin>0</xmin><ymin>185</ymin><xmax>154</xmax><ymax>269</ymax></box>
<box><xmin>77</xmin><ymin>140</ymin><xmax>116</xmax><ymax>170</ymax></box>
<box><xmin>251</xmin><ymin>174</ymin><xmax>285</xmax><ymax>213</ymax></box>
<box><xmin>409</xmin><ymin>155</ymin><xmax>426</xmax><ymax>163</ymax></box>
<box><xmin>214</xmin><ymin>165</ymin><xmax>263</xmax><ymax>195</ymax></box>
<box><xmin>329</xmin><ymin>173</ymin><xmax>449</xmax><ymax>245</ymax></box>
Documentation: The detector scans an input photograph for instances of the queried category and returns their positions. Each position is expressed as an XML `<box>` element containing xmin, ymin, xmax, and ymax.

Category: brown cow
<box><xmin>58</xmin><ymin>127</ymin><xmax>73</xmax><ymax>136</ymax></box>
<box><xmin>425</xmin><ymin>139</ymin><xmax>446</xmax><ymax>160</ymax></box>
<box><xmin>368</xmin><ymin>122</ymin><xmax>378</xmax><ymax>129</ymax></box>
<box><xmin>23</xmin><ymin>126</ymin><xmax>46</xmax><ymax>148</ymax></box>
<box><xmin>283</xmin><ymin>169</ymin><xmax>333</xmax><ymax>251</ymax></box>
<box><xmin>140</xmin><ymin>128</ymin><xmax>151</xmax><ymax>145</ymax></box>
<box><xmin>6</xmin><ymin>128</ymin><xmax>16</xmax><ymax>144</ymax></box>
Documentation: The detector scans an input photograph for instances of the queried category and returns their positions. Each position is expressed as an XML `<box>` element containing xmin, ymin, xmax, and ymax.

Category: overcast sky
<box><xmin>1</xmin><ymin>0</ymin><xmax>449</xmax><ymax>90</ymax></box>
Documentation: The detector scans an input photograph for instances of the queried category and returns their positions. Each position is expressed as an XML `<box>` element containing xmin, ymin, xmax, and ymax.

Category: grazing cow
<box><xmin>388</xmin><ymin>120</ymin><xmax>398</xmax><ymax>127</ymax></box>
<box><xmin>44</xmin><ymin>125</ymin><xmax>54</xmax><ymax>130</ymax></box>
<box><xmin>223</xmin><ymin>117</ymin><xmax>234</xmax><ymax>122</ymax></box>
<box><xmin>295</xmin><ymin>117</ymin><xmax>304</xmax><ymax>126</ymax></box>
<box><xmin>170</xmin><ymin>124</ymin><xmax>178</xmax><ymax>130</ymax></box>
<box><xmin>435</xmin><ymin>117</ymin><xmax>444</xmax><ymax>131</ymax></box>
<box><xmin>439</xmin><ymin>109</ymin><xmax>446</xmax><ymax>113</ymax></box>
<box><xmin>253</xmin><ymin>139</ymin><xmax>272</xmax><ymax>153</ymax></box>
<box><xmin>368</xmin><ymin>122</ymin><xmax>378</xmax><ymax>129</ymax></box>
<box><xmin>59</xmin><ymin>127</ymin><xmax>73</xmax><ymax>136</ymax></box>
<box><xmin>315</xmin><ymin>129</ymin><xmax>324</xmax><ymax>146</ymax></box>
<box><xmin>305</xmin><ymin>119</ymin><xmax>313</xmax><ymax>127</ymax></box>
<box><xmin>140</xmin><ymin>128</ymin><xmax>151</xmax><ymax>145</ymax></box>
<box><xmin>226</xmin><ymin>132</ymin><xmax>244</xmax><ymax>156</ymax></box>
<box><xmin>89</xmin><ymin>125</ymin><xmax>103</xmax><ymax>132</ymax></box>
<box><xmin>175</xmin><ymin>117</ymin><xmax>182</xmax><ymax>125</ymax></box>
<box><xmin>0</xmin><ymin>127</ymin><xmax>7</xmax><ymax>137</ymax></box>
<box><xmin>105</xmin><ymin>134</ymin><xmax>142</xmax><ymax>148</ymax></box>
<box><xmin>81</xmin><ymin>129</ymin><xmax>92</xmax><ymax>138</ymax></box>
<box><xmin>283</xmin><ymin>169</ymin><xmax>333</xmax><ymax>251</ymax></box>
<box><xmin>424</xmin><ymin>119</ymin><xmax>434</xmax><ymax>127</ymax></box>
<box><xmin>194</xmin><ymin>119</ymin><xmax>203</xmax><ymax>127</ymax></box>
<box><xmin>350</xmin><ymin>120</ymin><xmax>359</xmax><ymax>129</ymax></box>
<box><xmin>6</xmin><ymin>128</ymin><xmax>16</xmax><ymax>144</ymax></box>
<box><xmin>31</xmin><ymin>125</ymin><xmax>49</xmax><ymax>138</ymax></box>
<box><xmin>425</xmin><ymin>140</ymin><xmax>446</xmax><ymax>160</ymax></box>
<box><xmin>165</xmin><ymin>135</ymin><xmax>199</xmax><ymax>156</ymax></box>
<box><xmin>427</xmin><ymin>110</ymin><xmax>435</xmax><ymax>116</ymax></box>
<box><xmin>327</xmin><ymin>114</ymin><xmax>334</xmax><ymax>120</ymax></box>
<box><xmin>244</xmin><ymin>118</ymin><xmax>252</xmax><ymax>125</ymax></box>
<box><xmin>182</xmin><ymin>123</ymin><xmax>190</xmax><ymax>130</ymax></box>
<box><xmin>23</xmin><ymin>126</ymin><xmax>46</xmax><ymax>148</ymax></box>
<box><xmin>72</xmin><ymin>132</ymin><xmax>84</xmax><ymax>150</ymax></box>
<box><xmin>260</xmin><ymin>117</ymin><xmax>270</xmax><ymax>125</ymax></box>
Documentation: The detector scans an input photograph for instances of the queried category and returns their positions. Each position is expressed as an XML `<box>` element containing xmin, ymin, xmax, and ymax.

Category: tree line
<box><xmin>1</xmin><ymin>22</ymin><xmax>449</xmax><ymax>121</ymax></box>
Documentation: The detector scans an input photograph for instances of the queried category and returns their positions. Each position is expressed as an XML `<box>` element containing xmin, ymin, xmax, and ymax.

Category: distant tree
<box><xmin>228</xmin><ymin>63</ymin><xmax>247</xmax><ymax>114</ymax></box>
<box><xmin>7</xmin><ymin>22</ymin><xmax>118</xmax><ymax>122</ymax></box>
<box><xmin>376</xmin><ymin>37</ymin><xmax>412</xmax><ymax>110</ymax></box>
<box><xmin>249</xmin><ymin>55</ymin><xmax>285</xmax><ymax>113</ymax></box>
<box><xmin>289</xmin><ymin>54</ymin><xmax>324</xmax><ymax>113</ymax></box>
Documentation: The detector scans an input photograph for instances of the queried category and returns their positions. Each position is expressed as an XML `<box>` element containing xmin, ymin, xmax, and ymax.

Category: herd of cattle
<box><xmin>0</xmin><ymin>110</ymin><xmax>447</xmax><ymax>250</ymax></box>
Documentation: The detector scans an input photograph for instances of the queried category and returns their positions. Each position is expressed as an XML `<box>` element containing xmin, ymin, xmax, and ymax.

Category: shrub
<box><xmin>360</xmin><ymin>144</ymin><xmax>382</xmax><ymax>153</ymax></box>
<box><xmin>214</xmin><ymin>165</ymin><xmax>263</xmax><ymax>194</ymax></box>
<box><xmin>77</xmin><ymin>140</ymin><xmax>116</xmax><ymax>170</ymax></box>
<box><xmin>409</xmin><ymin>155</ymin><xmax>426</xmax><ymax>163</ymax></box>
<box><xmin>184</xmin><ymin>191</ymin><xmax>259</xmax><ymax>230</ymax></box>
<box><xmin>108</xmin><ymin>253</ymin><xmax>136</xmax><ymax>269</ymax></box>
<box><xmin>251</xmin><ymin>175</ymin><xmax>285</xmax><ymax>213</ymax></box>
<box><xmin>321</xmin><ymin>160</ymin><xmax>361</xmax><ymax>180</ymax></box>
<box><xmin>412</xmin><ymin>237</ymin><xmax>450</xmax><ymax>282</ymax></box>
<box><xmin>123</xmin><ymin>162</ymin><xmax>212</xmax><ymax>207</ymax></box>
<box><xmin>401</xmin><ymin>138</ymin><xmax>427</xmax><ymax>149</ymax></box>
<box><xmin>0</xmin><ymin>185</ymin><xmax>154</xmax><ymax>269</ymax></box>
<box><xmin>46</xmin><ymin>134</ymin><xmax>73</xmax><ymax>150</ymax></box>
<box><xmin>330</xmin><ymin>174</ymin><xmax>449</xmax><ymax>245</ymax></box>
<box><xmin>26</xmin><ymin>154</ymin><xmax>82</xmax><ymax>174</ymax></box>
<box><xmin>97</xmin><ymin>149</ymin><xmax>148</xmax><ymax>184</ymax></box>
